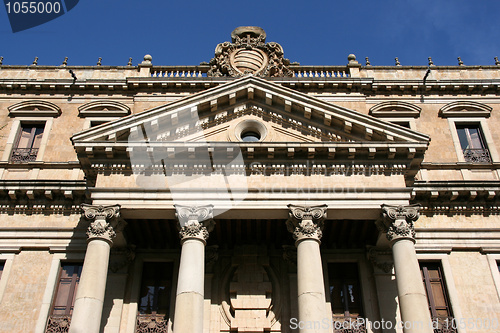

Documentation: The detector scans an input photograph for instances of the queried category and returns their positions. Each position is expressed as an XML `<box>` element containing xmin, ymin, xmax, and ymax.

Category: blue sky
<box><xmin>1</xmin><ymin>0</ymin><xmax>500</xmax><ymax>67</ymax></box>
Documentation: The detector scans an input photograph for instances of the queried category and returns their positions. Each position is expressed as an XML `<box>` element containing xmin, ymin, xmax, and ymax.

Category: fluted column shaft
<box><xmin>380</xmin><ymin>204</ymin><xmax>433</xmax><ymax>333</ymax></box>
<box><xmin>69</xmin><ymin>204</ymin><xmax>121</xmax><ymax>333</ymax></box>
<box><xmin>173</xmin><ymin>205</ymin><xmax>214</xmax><ymax>333</ymax></box>
<box><xmin>287</xmin><ymin>204</ymin><xmax>328</xmax><ymax>333</ymax></box>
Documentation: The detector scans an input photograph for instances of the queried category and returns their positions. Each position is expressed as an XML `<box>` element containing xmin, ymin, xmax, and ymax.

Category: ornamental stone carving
<box><xmin>207</xmin><ymin>26</ymin><xmax>293</xmax><ymax>78</ymax></box>
<box><xmin>378</xmin><ymin>204</ymin><xmax>420</xmax><ymax>242</ymax></box>
<box><xmin>175</xmin><ymin>204</ymin><xmax>215</xmax><ymax>242</ymax></box>
<box><xmin>81</xmin><ymin>204</ymin><xmax>121</xmax><ymax>242</ymax></box>
<box><xmin>286</xmin><ymin>204</ymin><xmax>327</xmax><ymax>241</ymax></box>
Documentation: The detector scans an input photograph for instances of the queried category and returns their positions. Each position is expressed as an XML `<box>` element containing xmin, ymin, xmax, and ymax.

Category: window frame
<box><xmin>49</xmin><ymin>263</ymin><xmax>83</xmax><ymax>316</ymax></box>
<box><xmin>416</xmin><ymin>254</ymin><xmax>465</xmax><ymax>333</ymax></box>
<box><xmin>486</xmin><ymin>254</ymin><xmax>500</xmax><ymax>302</ymax></box>
<box><xmin>382</xmin><ymin>117</ymin><xmax>417</xmax><ymax>131</ymax></box>
<box><xmin>448</xmin><ymin>117</ymin><xmax>499</xmax><ymax>164</ymax></box>
<box><xmin>82</xmin><ymin>117</ymin><xmax>119</xmax><ymax>130</ymax></box>
<box><xmin>0</xmin><ymin>254</ymin><xmax>14</xmax><ymax>305</ymax></box>
<box><xmin>322</xmin><ymin>254</ymin><xmax>377</xmax><ymax>327</ymax></box>
<box><xmin>123</xmin><ymin>255</ymin><xmax>179</xmax><ymax>333</ymax></box>
<box><xmin>34</xmin><ymin>253</ymin><xmax>84</xmax><ymax>333</ymax></box>
<box><xmin>2</xmin><ymin>117</ymin><xmax>53</xmax><ymax>163</ymax></box>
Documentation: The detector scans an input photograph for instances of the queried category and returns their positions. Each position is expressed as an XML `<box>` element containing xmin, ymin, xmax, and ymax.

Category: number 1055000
<box><xmin>5</xmin><ymin>1</ymin><xmax>61</xmax><ymax>14</ymax></box>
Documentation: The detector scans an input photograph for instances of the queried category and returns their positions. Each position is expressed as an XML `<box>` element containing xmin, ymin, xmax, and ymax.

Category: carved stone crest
<box><xmin>207</xmin><ymin>26</ymin><xmax>293</xmax><ymax>78</ymax></box>
<box><xmin>286</xmin><ymin>204</ymin><xmax>327</xmax><ymax>241</ymax></box>
<box><xmin>378</xmin><ymin>204</ymin><xmax>420</xmax><ymax>242</ymax></box>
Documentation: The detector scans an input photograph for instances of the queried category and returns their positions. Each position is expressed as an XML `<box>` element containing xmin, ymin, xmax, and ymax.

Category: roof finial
<box><xmin>428</xmin><ymin>57</ymin><xmax>434</xmax><ymax>66</ymax></box>
<box><xmin>97</xmin><ymin>57</ymin><xmax>102</xmax><ymax>66</ymax></box>
<box><xmin>365</xmin><ymin>57</ymin><xmax>371</xmax><ymax>66</ymax></box>
<box><xmin>495</xmin><ymin>57</ymin><xmax>500</xmax><ymax>66</ymax></box>
<box><xmin>62</xmin><ymin>57</ymin><xmax>68</xmax><ymax>66</ymax></box>
<box><xmin>395</xmin><ymin>57</ymin><xmax>401</xmax><ymax>66</ymax></box>
<box><xmin>0</xmin><ymin>57</ymin><xmax>3</xmax><ymax>65</ymax></box>
<box><xmin>127</xmin><ymin>57</ymin><xmax>133</xmax><ymax>66</ymax></box>
<box><xmin>457</xmin><ymin>57</ymin><xmax>464</xmax><ymax>66</ymax></box>
<box><xmin>141</xmin><ymin>54</ymin><xmax>152</xmax><ymax>66</ymax></box>
<box><xmin>32</xmin><ymin>57</ymin><xmax>38</xmax><ymax>65</ymax></box>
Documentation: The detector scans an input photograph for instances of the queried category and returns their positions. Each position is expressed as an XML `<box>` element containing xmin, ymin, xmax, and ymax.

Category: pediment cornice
<box><xmin>72</xmin><ymin>76</ymin><xmax>430</xmax><ymax>145</ymax></box>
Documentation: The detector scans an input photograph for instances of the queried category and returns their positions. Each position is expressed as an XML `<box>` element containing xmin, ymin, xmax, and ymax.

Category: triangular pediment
<box><xmin>72</xmin><ymin>76</ymin><xmax>429</xmax><ymax>146</ymax></box>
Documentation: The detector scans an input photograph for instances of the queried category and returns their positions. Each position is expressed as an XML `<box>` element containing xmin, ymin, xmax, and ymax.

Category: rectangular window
<box><xmin>420</xmin><ymin>262</ymin><xmax>455</xmax><ymax>331</ymax></box>
<box><xmin>455</xmin><ymin>124</ymin><xmax>491</xmax><ymax>163</ymax></box>
<box><xmin>328</xmin><ymin>263</ymin><xmax>364</xmax><ymax>319</ymax></box>
<box><xmin>45</xmin><ymin>264</ymin><xmax>82</xmax><ymax>333</ymax></box>
<box><xmin>10</xmin><ymin>123</ymin><xmax>44</xmax><ymax>162</ymax></box>
<box><xmin>136</xmin><ymin>262</ymin><xmax>174</xmax><ymax>332</ymax></box>
<box><xmin>0</xmin><ymin>261</ymin><xmax>4</xmax><ymax>280</ymax></box>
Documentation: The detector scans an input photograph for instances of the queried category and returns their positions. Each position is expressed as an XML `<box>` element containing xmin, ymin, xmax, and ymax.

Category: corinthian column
<box><xmin>378</xmin><ymin>204</ymin><xmax>433</xmax><ymax>333</ymax></box>
<box><xmin>286</xmin><ymin>204</ymin><xmax>328</xmax><ymax>333</ymax></box>
<box><xmin>173</xmin><ymin>205</ymin><xmax>215</xmax><ymax>333</ymax></box>
<box><xmin>69</xmin><ymin>204</ymin><xmax>121</xmax><ymax>333</ymax></box>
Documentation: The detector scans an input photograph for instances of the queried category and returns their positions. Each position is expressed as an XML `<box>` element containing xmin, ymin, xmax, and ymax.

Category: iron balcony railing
<box><xmin>331</xmin><ymin>316</ymin><xmax>367</xmax><ymax>333</ymax></box>
<box><xmin>432</xmin><ymin>316</ymin><xmax>458</xmax><ymax>333</ymax></box>
<box><xmin>136</xmin><ymin>313</ymin><xmax>169</xmax><ymax>333</ymax></box>
<box><xmin>10</xmin><ymin>148</ymin><xmax>39</xmax><ymax>162</ymax></box>
<box><xmin>45</xmin><ymin>315</ymin><xmax>71</xmax><ymax>333</ymax></box>
<box><xmin>463</xmin><ymin>148</ymin><xmax>491</xmax><ymax>163</ymax></box>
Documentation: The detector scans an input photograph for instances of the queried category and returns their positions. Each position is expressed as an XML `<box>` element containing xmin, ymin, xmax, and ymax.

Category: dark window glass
<box><xmin>328</xmin><ymin>263</ymin><xmax>363</xmax><ymax>318</ymax></box>
<box><xmin>10</xmin><ymin>123</ymin><xmax>44</xmax><ymax>162</ymax></box>
<box><xmin>90</xmin><ymin>121</ymin><xmax>107</xmax><ymax>127</ymax></box>
<box><xmin>0</xmin><ymin>261</ymin><xmax>4</xmax><ymax>280</ymax></box>
<box><xmin>456</xmin><ymin>124</ymin><xmax>486</xmax><ymax>150</ymax></box>
<box><xmin>420</xmin><ymin>262</ymin><xmax>453</xmax><ymax>321</ymax></box>
<box><xmin>138</xmin><ymin>262</ymin><xmax>174</xmax><ymax>315</ymax></box>
<box><xmin>51</xmin><ymin>264</ymin><xmax>83</xmax><ymax>315</ymax></box>
<box><xmin>392</xmin><ymin>121</ymin><xmax>411</xmax><ymax>129</ymax></box>
<box><xmin>241</xmin><ymin>131</ymin><xmax>261</xmax><ymax>142</ymax></box>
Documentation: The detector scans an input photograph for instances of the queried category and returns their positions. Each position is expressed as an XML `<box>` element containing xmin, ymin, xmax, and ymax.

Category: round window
<box><xmin>235</xmin><ymin>119</ymin><xmax>267</xmax><ymax>142</ymax></box>
<box><xmin>241</xmin><ymin>131</ymin><xmax>261</xmax><ymax>142</ymax></box>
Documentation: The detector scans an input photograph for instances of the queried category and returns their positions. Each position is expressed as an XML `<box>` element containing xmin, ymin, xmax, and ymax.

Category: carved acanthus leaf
<box><xmin>286</xmin><ymin>204</ymin><xmax>327</xmax><ymax>241</ymax></box>
<box><xmin>380</xmin><ymin>204</ymin><xmax>420</xmax><ymax>241</ymax></box>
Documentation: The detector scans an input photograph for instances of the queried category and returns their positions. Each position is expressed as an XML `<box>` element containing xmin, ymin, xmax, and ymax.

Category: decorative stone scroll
<box><xmin>175</xmin><ymin>204</ymin><xmax>215</xmax><ymax>242</ymax></box>
<box><xmin>81</xmin><ymin>204</ymin><xmax>121</xmax><ymax>242</ymax></box>
<box><xmin>286</xmin><ymin>204</ymin><xmax>327</xmax><ymax>241</ymax></box>
<box><xmin>378</xmin><ymin>204</ymin><xmax>420</xmax><ymax>242</ymax></box>
<box><xmin>207</xmin><ymin>26</ymin><xmax>293</xmax><ymax>78</ymax></box>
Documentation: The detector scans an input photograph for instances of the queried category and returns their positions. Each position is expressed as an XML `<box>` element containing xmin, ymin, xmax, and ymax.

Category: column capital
<box><xmin>175</xmin><ymin>204</ymin><xmax>215</xmax><ymax>243</ymax></box>
<box><xmin>286</xmin><ymin>204</ymin><xmax>327</xmax><ymax>242</ymax></box>
<box><xmin>378</xmin><ymin>204</ymin><xmax>420</xmax><ymax>242</ymax></box>
<box><xmin>81</xmin><ymin>204</ymin><xmax>121</xmax><ymax>242</ymax></box>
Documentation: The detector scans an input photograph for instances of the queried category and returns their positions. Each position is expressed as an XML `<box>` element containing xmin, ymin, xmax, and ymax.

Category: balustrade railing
<box><xmin>136</xmin><ymin>313</ymin><xmax>169</xmax><ymax>333</ymax></box>
<box><xmin>10</xmin><ymin>148</ymin><xmax>39</xmax><ymax>162</ymax></box>
<box><xmin>45</xmin><ymin>315</ymin><xmax>71</xmax><ymax>333</ymax></box>
<box><xmin>150</xmin><ymin>66</ymin><xmax>350</xmax><ymax>78</ymax></box>
<box><xmin>463</xmin><ymin>148</ymin><xmax>491</xmax><ymax>163</ymax></box>
<box><xmin>292</xmin><ymin>68</ymin><xmax>349</xmax><ymax>78</ymax></box>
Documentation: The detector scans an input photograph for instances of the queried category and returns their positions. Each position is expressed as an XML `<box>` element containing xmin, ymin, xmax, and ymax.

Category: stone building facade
<box><xmin>0</xmin><ymin>27</ymin><xmax>500</xmax><ymax>333</ymax></box>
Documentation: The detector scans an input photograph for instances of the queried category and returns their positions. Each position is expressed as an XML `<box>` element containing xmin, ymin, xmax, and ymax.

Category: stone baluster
<box><xmin>69</xmin><ymin>204</ymin><xmax>121</xmax><ymax>333</ymax></box>
<box><xmin>286</xmin><ymin>204</ymin><xmax>328</xmax><ymax>333</ymax></box>
<box><xmin>173</xmin><ymin>205</ymin><xmax>215</xmax><ymax>333</ymax></box>
<box><xmin>378</xmin><ymin>204</ymin><xmax>433</xmax><ymax>333</ymax></box>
